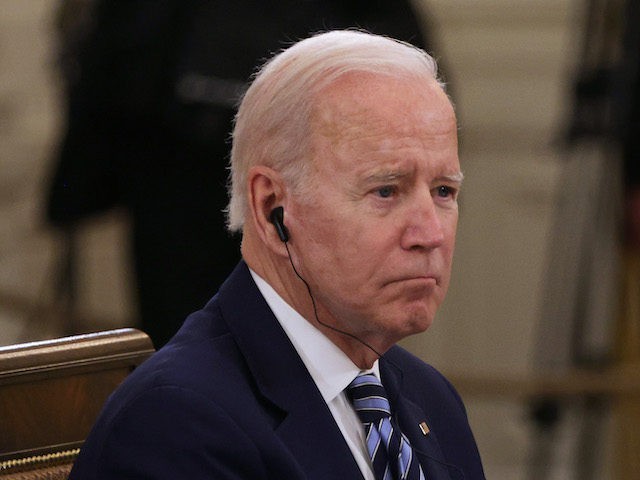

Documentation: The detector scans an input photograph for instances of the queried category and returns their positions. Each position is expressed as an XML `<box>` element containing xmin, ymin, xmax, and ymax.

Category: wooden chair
<box><xmin>0</xmin><ymin>328</ymin><xmax>155</xmax><ymax>479</ymax></box>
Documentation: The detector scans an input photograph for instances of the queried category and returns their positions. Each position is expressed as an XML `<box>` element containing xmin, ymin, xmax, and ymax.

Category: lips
<box><xmin>383</xmin><ymin>275</ymin><xmax>439</xmax><ymax>288</ymax></box>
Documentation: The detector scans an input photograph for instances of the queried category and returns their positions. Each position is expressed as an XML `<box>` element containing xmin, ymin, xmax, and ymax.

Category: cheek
<box><xmin>294</xmin><ymin>210</ymin><xmax>344</xmax><ymax>269</ymax></box>
<box><xmin>443</xmin><ymin>213</ymin><xmax>459</xmax><ymax>255</ymax></box>
<box><xmin>305</xmin><ymin>219</ymin><xmax>377</xmax><ymax>290</ymax></box>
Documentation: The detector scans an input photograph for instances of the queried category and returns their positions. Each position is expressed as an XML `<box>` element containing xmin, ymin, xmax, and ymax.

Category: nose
<box><xmin>400</xmin><ymin>193</ymin><xmax>446</xmax><ymax>251</ymax></box>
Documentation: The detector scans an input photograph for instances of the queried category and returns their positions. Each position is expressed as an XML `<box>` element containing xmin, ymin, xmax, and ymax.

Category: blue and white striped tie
<box><xmin>347</xmin><ymin>373</ymin><xmax>426</xmax><ymax>480</ymax></box>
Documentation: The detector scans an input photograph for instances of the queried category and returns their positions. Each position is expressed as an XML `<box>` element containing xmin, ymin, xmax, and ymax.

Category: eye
<box><xmin>376</xmin><ymin>185</ymin><xmax>396</xmax><ymax>198</ymax></box>
<box><xmin>436</xmin><ymin>185</ymin><xmax>457</xmax><ymax>199</ymax></box>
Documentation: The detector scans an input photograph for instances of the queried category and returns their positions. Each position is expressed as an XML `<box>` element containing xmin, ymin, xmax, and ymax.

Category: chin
<box><xmin>380</xmin><ymin>320</ymin><xmax>431</xmax><ymax>350</ymax></box>
<box><xmin>403</xmin><ymin>307</ymin><xmax>435</xmax><ymax>334</ymax></box>
<box><xmin>407</xmin><ymin>317</ymin><xmax>433</xmax><ymax>335</ymax></box>
<box><xmin>381</xmin><ymin>315</ymin><xmax>432</xmax><ymax>343</ymax></box>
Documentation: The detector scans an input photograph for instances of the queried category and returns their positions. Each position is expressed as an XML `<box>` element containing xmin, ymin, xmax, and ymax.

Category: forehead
<box><xmin>308</xmin><ymin>72</ymin><xmax>458</xmax><ymax>173</ymax></box>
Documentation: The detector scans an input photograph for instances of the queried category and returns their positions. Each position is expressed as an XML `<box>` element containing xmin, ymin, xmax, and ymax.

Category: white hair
<box><xmin>226</xmin><ymin>29</ymin><xmax>444</xmax><ymax>232</ymax></box>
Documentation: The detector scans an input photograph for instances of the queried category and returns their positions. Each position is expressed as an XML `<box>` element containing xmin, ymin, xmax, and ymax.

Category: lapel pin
<box><xmin>419</xmin><ymin>421</ymin><xmax>430</xmax><ymax>436</ymax></box>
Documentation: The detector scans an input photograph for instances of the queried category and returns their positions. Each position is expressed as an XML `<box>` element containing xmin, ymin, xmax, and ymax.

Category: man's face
<box><xmin>287</xmin><ymin>72</ymin><xmax>461</xmax><ymax>352</ymax></box>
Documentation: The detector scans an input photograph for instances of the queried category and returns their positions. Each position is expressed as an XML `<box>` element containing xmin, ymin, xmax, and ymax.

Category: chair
<box><xmin>0</xmin><ymin>328</ymin><xmax>155</xmax><ymax>479</ymax></box>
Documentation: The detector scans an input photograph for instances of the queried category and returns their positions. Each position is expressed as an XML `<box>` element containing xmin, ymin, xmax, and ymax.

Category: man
<box><xmin>69</xmin><ymin>31</ymin><xmax>485</xmax><ymax>479</ymax></box>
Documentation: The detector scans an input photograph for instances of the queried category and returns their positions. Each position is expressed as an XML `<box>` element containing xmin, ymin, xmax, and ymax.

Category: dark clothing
<box><xmin>619</xmin><ymin>0</ymin><xmax>640</xmax><ymax>187</ymax></box>
<box><xmin>69</xmin><ymin>262</ymin><xmax>485</xmax><ymax>479</ymax></box>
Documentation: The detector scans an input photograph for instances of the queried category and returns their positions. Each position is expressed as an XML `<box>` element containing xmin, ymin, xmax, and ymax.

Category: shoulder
<box><xmin>70</xmin><ymin>300</ymin><xmax>279</xmax><ymax>478</ymax></box>
<box><xmin>106</xmin><ymin>297</ymin><xmax>265</xmax><ymax>420</ymax></box>
<box><xmin>75</xmin><ymin>384</ymin><xmax>267</xmax><ymax>479</ymax></box>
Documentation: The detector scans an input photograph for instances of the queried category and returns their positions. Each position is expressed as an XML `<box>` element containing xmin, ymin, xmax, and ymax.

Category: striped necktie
<box><xmin>347</xmin><ymin>373</ymin><xmax>425</xmax><ymax>480</ymax></box>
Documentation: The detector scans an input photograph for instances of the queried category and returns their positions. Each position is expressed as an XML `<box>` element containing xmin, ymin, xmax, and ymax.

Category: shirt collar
<box><xmin>250</xmin><ymin>269</ymin><xmax>379</xmax><ymax>402</ymax></box>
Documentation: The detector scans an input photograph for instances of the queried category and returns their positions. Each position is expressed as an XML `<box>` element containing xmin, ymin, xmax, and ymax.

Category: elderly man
<box><xmin>69</xmin><ymin>31</ymin><xmax>485</xmax><ymax>480</ymax></box>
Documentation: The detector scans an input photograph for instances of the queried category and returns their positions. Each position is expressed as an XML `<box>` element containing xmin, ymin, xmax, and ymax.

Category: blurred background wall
<box><xmin>0</xmin><ymin>0</ymin><xmax>632</xmax><ymax>478</ymax></box>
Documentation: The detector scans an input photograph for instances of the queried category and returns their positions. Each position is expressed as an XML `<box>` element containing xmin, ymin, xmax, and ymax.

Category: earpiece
<box><xmin>269</xmin><ymin>206</ymin><xmax>289</xmax><ymax>243</ymax></box>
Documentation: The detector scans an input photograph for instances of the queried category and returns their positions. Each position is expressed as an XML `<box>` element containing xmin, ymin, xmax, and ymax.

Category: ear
<box><xmin>246</xmin><ymin>165</ymin><xmax>288</xmax><ymax>253</ymax></box>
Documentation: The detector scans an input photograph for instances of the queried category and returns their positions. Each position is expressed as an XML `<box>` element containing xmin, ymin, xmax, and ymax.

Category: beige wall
<box><xmin>0</xmin><ymin>0</ymin><xmax>136</xmax><ymax>341</ymax></box>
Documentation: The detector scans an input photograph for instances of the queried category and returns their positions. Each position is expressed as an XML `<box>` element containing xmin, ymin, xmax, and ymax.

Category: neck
<box><xmin>323</xmin><ymin>331</ymin><xmax>383</xmax><ymax>369</ymax></box>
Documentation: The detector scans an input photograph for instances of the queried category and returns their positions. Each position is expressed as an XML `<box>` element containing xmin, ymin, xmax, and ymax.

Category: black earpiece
<box><xmin>269</xmin><ymin>206</ymin><xmax>289</xmax><ymax>243</ymax></box>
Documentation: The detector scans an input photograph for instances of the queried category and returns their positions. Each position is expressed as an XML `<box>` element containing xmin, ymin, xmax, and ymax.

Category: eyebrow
<box><xmin>363</xmin><ymin>171</ymin><xmax>410</xmax><ymax>184</ymax></box>
<box><xmin>362</xmin><ymin>170</ymin><xmax>465</xmax><ymax>186</ymax></box>
<box><xmin>436</xmin><ymin>172</ymin><xmax>465</xmax><ymax>185</ymax></box>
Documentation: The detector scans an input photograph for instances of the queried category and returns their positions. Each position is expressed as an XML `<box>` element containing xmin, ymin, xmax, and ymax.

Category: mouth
<box><xmin>383</xmin><ymin>275</ymin><xmax>439</xmax><ymax>289</ymax></box>
<box><xmin>386</xmin><ymin>277</ymin><xmax>439</xmax><ymax>305</ymax></box>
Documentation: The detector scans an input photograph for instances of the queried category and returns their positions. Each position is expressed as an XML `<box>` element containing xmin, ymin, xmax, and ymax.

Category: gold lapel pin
<box><xmin>419</xmin><ymin>421</ymin><xmax>430</xmax><ymax>436</ymax></box>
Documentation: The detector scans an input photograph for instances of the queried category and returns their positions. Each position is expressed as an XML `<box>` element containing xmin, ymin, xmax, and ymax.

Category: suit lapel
<box><xmin>380</xmin><ymin>356</ymin><xmax>463</xmax><ymax>480</ymax></box>
<box><xmin>217</xmin><ymin>263</ymin><xmax>364</xmax><ymax>480</ymax></box>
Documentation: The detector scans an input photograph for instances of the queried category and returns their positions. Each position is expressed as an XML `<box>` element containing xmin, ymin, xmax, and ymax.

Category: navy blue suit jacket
<box><xmin>69</xmin><ymin>262</ymin><xmax>485</xmax><ymax>479</ymax></box>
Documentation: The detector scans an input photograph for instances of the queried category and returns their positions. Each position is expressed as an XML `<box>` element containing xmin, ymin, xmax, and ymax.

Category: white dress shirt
<box><xmin>250</xmin><ymin>269</ymin><xmax>378</xmax><ymax>480</ymax></box>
